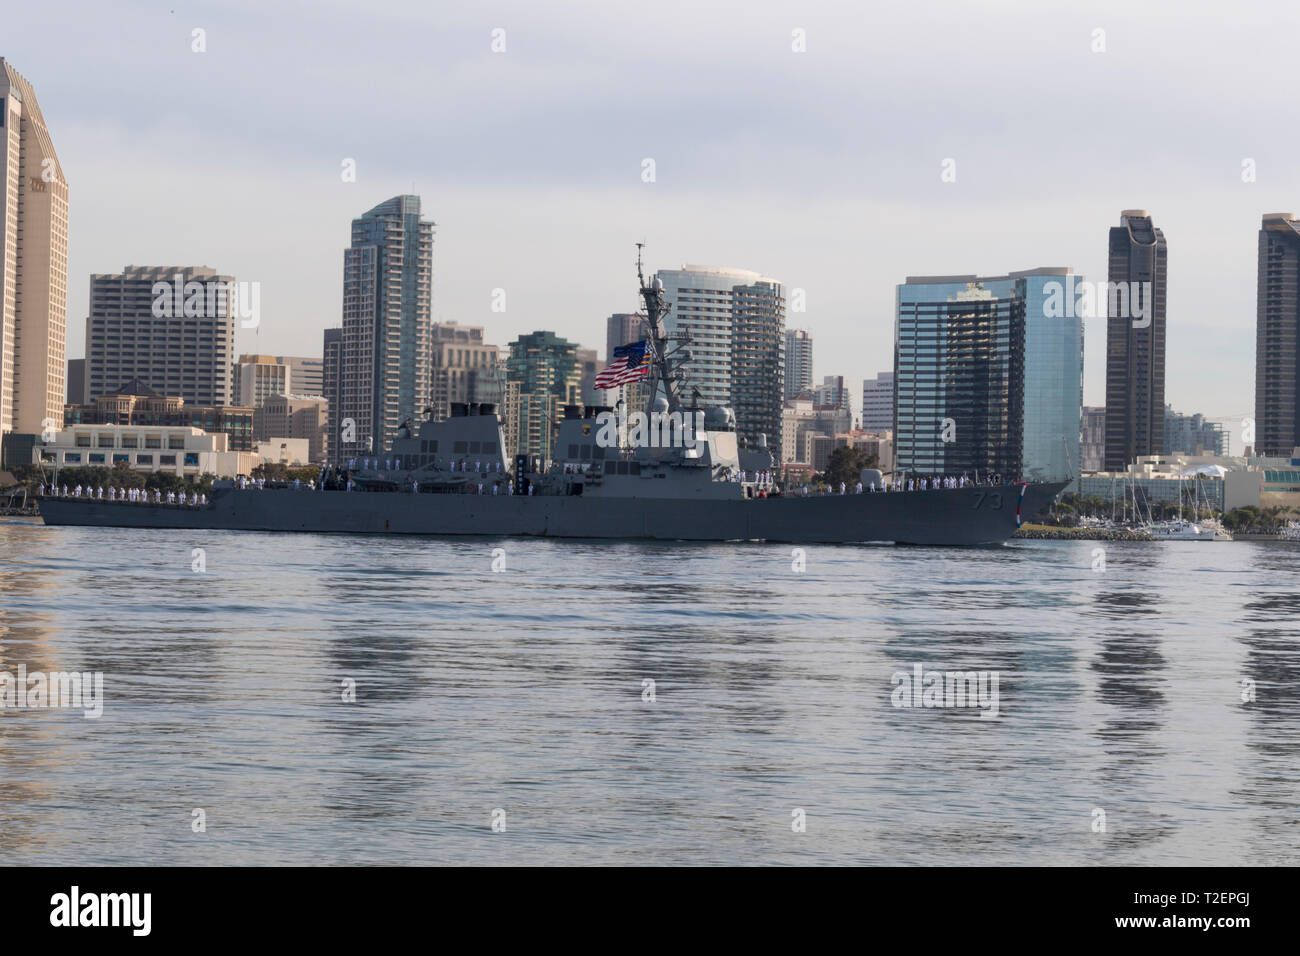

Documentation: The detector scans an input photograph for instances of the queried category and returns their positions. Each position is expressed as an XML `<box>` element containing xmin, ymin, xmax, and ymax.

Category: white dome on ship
<box><xmin>652</xmin><ymin>396</ymin><xmax>669</xmax><ymax>413</ymax></box>
<box><xmin>704</xmin><ymin>407</ymin><xmax>732</xmax><ymax>428</ymax></box>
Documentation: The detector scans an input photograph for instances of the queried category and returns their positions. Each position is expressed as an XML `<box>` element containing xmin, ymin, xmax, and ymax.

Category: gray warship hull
<box><xmin>37</xmin><ymin>481</ymin><xmax>1067</xmax><ymax>546</ymax></box>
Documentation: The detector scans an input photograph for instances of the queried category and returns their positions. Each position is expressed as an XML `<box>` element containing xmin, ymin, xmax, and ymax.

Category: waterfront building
<box><xmin>63</xmin><ymin>378</ymin><xmax>254</xmax><ymax>450</ymax></box>
<box><xmin>0</xmin><ymin>59</ymin><xmax>69</xmax><ymax>438</ymax></box>
<box><xmin>35</xmin><ymin>422</ymin><xmax>257</xmax><ymax>477</ymax></box>
<box><xmin>895</xmin><ymin>268</ymin><xmax>1083</xmax><ymax>482</ymax></box>
<box><xmin>1104</xmin><ymin>210</ymin><xmax>1167</xmax><ymax>470</ymax></box>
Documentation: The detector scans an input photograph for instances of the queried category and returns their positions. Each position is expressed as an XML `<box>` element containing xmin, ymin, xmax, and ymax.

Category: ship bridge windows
<box><xmin>469</xmin><ymin>441</ymin><xmax>481</xmax><ymax>453</ymax></box>
<box><xmin>453</xmin><ymin>441</ymin><xmax>468</xmax><ymax>453</ymax></box>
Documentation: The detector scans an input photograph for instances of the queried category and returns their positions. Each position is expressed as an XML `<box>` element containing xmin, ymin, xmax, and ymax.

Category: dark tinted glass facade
<box><xmin>1256</xmin><ymin>214</ymin><xmax>1300</xmax><ymax>457</ymax></box>
<box><xmin>895</xmin><ymin>281</ymin><xmax>1024</xmax><ymax>477</ymax></box>
<box><xmin>1103</xmin><ymin>211</ymin><xmax>1166</xmax><ymax>471</ymax></box>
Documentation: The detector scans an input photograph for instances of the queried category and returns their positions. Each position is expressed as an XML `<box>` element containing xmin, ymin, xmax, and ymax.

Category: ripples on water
<box><xmin>0</xmin><ymin>517</ymin><xmax>1296</xmax><ymax>865</ymax></box>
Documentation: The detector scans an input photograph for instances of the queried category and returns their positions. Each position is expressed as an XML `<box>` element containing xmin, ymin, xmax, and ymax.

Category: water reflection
<box><xmin>0</xmin><ymin>522</ymin><xmax>1297</xmax><ymax>864</ymax></box>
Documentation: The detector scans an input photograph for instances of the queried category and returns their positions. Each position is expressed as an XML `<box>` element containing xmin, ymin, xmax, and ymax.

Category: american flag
<box><xmin>594</xmin><ymin>340</ymin><xmax>651</xmax><ymax>390</ymax></box>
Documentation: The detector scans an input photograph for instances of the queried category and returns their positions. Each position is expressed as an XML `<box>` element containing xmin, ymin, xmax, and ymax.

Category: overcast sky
<box><xmin>10</xmin><ymin>0</ymin><xmax>1296</xmax><ymax>442</ymax></box>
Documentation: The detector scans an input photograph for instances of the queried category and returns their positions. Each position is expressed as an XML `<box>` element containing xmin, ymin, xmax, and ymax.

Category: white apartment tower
<box><xmin>784</xmin><ymin>328</ymin><xmax>813</xmax><ymax>399</ymax></box>
<box><xmin>656</xmin><ymin>264</ymin><xmax>785</xmax><ymax>455</ymax></box>
<box><xmin>340</xmin><ymin>196</ymin><xmax>434</xmax><ymax>458</ymax></box>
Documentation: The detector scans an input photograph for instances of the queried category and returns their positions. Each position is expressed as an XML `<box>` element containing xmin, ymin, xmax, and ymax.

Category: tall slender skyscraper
<box><xmin>0</xmin><ymin>59</ymin><xmax>69</xmax><ymax>437</ymax></box>
<box><xmin>784</xmin><ymin>328</ymin><xmax>813</xmax><ymax>399</ymax></box>
<box><xmin>340</xmin><ymin>196</ymin><xmax>434</xmax><ymax>457</ymax></box>
<box><xmin>1255</xmin><ymin>213</ymin><xmax>1300</xmax><ymax>458</ymax></box>
<box><xmin>1103</xmin><ymin>210</ymin><xmax>1166</xmax><ymax>471</ymax></box>
<box><xmin>322</xmin><ymin>327</ymin><xmax>342</xmax><ymax>464</ymax></box>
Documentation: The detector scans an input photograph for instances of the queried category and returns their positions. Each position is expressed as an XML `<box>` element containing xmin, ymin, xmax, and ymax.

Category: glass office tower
<box><xmin>895</xmin><ymin>268</ymin><xmax>1082</xmax><ymax>483</ymax></box>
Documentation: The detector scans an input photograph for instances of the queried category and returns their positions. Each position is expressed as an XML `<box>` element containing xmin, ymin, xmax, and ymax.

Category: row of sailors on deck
<box><xmin>38</xmin><ymin>484</ymin><xmax>204</xmax><ymax>505</ymax></box>
<box><xmin>409</xmin><ymin>480</ymin><xmax>528</xmax><ymax>495</ymax></box>
<box><xmin>347</xmin><ymin>457</ymin><xmax>503</xmax><ymax>473</ymax></box>
<box><xmin>794</xmin><ymin>474</ymin><xmax>1006</xmax><ymax>496</ymax></box>
<box><xmin>731</xmin><ymin>470</ymin><xmax>775</xmax><ymax>485</ymax></box>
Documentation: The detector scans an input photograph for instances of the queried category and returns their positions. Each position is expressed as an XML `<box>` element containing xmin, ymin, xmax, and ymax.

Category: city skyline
<box><xmin>6</xmin><ymin>3</ymin><xmax>1291</xmax><ymax>429</ymax></box>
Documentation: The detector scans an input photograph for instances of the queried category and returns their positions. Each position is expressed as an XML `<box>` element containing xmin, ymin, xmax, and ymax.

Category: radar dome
<box><xmin>652</xmin><ymin>396</ymin><xmax>670</xmax><ymax>413</ymax></box>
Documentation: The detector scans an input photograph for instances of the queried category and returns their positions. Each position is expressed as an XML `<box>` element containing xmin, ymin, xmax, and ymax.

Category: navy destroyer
<box><xmin>39</xmin><ymin>250</ymin><xmax>1066</xmax><ymax>545</ymax></box>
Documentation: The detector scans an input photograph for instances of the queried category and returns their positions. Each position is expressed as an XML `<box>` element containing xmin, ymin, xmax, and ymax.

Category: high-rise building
<box><xmin>234</xmin><ymin>354</ymin><xmax>291</xmax><ymax>408</ymax></box>
<box><xmin>813</xmin><ymin>374</ymin><xmax>850</xmax><ymax>415</ymax></box>
<box><xmin>1081</xmin><ymin>406</ymin><xmax>1105</xmax><ymax>473</ymax></box>
<box><xmin>861</xmin><ymin>371</ymin><xmax>894</xmax><ymax>432</ymax></box>
<box><xmin>1</xmin><ymin>59</ymin><xmax>69</xmax><ymax>437</ymax></box>
<box><xmin>780</xmin><ymin>394</ymin><xmax>853</xmax><ymax>465</ymax></box>
<box><xmin>232</xmin><ymin>354</ymin><xmax>325</xmax><ymax>409</ymax></box>
<box><xmin>784</xmin><ymin>329</ymin><xmax>813</xmax><ymax>400</ymax></box>
<box><xmin>1255</xmin><ymin>213</ymin><xmax>1300</xmax><ymax>457</ymax></box>
<box><xmin>576</xmin><ymin>348</ymin><xmax>600</xmax><ymax>407</ymax></box>
<box><xmin>283</xmin><ymin>356</ymin><xmax>323</xmax><ymax>397</ymax></box>
<box><xmin>85</xmin><ymin>266</ymin><xmax>236</xmax><ymax>407</ymax></box>
<box><xmin>1163</xmin><ymin>405</ymin><xmax>1226</xmax><ymax>457</ymax></box>
<box><xmin>322</xmin><ymin>327</ymin><xmax>342</xmax><ymax>464</ymax></box>
<box><xmin>255</xmin><ymin>393</ymin><xmax>330</xmax><ymax>462</ymax></box>
<box><xmin>656</xmin><ymin>265</ymin><xmax>785</xmax><ymax>456</ymax></box>
<box><xmin>894</xmin><ymin>268</ymin><xmax>1083</xmax><ymax>482</ymax></box>
<box><xmin>605</xmin><ymin>313</ymin><xmax>643</xmax><ymax>361</ymax></box>
<box><xmin>340</xmin><ymin>195</ymin><xmax>434</xmax><ymax>459</ymax></box>
<box><xmin>1104</xmin><ymin>210</ymin><xmax>1166</xmax><ymax>471</ymax></box>
<box><xmin>428</xmin><ymin>322</ymin><xmax>502</xmax><ymax>422</ymax></box>
<box><xmin>66</xmin><ymin>358</ymin><xmax>85</xmax><ymax>406</ymax></box>
<box><xmin>604</xmin><ymin>312</ymin><xmax>646</xmax><ymax>411</ymax></box>
<box><xmin>505</xmin><ymin>330</ymin><xmax>581</xmax><ymax>459</ymax></box>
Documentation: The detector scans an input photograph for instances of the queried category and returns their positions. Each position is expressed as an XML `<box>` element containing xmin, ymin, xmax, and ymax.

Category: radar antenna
<box><xmin>636</xmin><ymin>243</ymin><xmax>684</xmax><ymax>415</ymax></box>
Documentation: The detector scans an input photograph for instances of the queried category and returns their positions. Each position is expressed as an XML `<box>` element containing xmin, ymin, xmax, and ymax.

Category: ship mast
<box><xmin>637</xmin><ymin>244</ymin><xmax>683</xmax><ymax>415</ymax></box>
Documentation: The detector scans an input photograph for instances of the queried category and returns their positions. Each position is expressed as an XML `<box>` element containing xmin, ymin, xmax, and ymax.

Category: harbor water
<box><xmin>0</xmin><ymin>517</ymin><xmax>1296</xmax><ymax>865</ymax></box>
